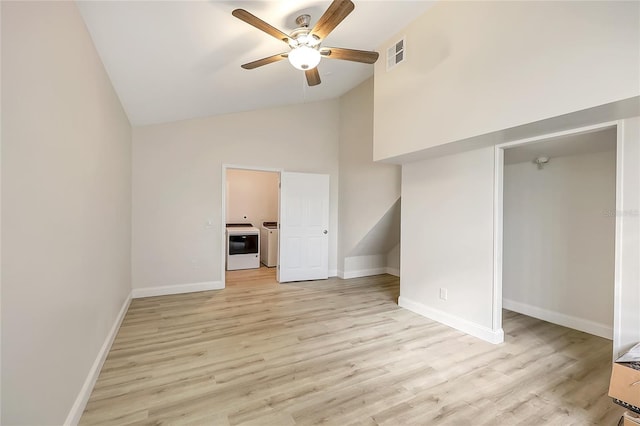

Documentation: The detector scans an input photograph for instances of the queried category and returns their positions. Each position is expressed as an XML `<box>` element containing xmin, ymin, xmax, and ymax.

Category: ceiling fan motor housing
<box><xmin>295</xmin><ymin>14</ymin><xmax>311</xmax><ymax>28</ymax></box>
<box><xmin>288</xmin><ymin>27</ymin><xmax>320</xmax><ymax>49</ymax></box>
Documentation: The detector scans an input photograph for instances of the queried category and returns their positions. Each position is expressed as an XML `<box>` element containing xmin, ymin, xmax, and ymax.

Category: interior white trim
<box><xmin>613</xmin><ymin>122</ymin><xmax>625</xmax><ymax>357</ymax></box>
<box><xmin>338</xmin><ymin>267</ymin><xmax>388</xmax><ymax>279</ymax></box>
<box><xmin>336</xmin><ymin>267</ymin><xmax>398</xmax><ymax>279</ymax></box>
<box><xmin>398</xmin><ymin>296</ymin><xmax>504</xmax><ymax>344</ymax></box>
<box><xmin>64</xmin><ymin>292</ymin><xmax>132</xmax><ymax>426</ymax></box>
<box><xmin>131</xmin><ymin>281</ymin><xmax>223</xmax><ymax>299</ymax></box>
<box><xmin>503</xmin><ymin>298</ymin><xmax>613</xmax><ymax>340</ymax></box>
<box><xmin>492</xmin><ymin>146</ymin><xmax>504</xmax><ymax>333</ymax></box>
<box><xmin>493</xmin><ymin>121</ymin><xmax>621</xmax><ymax>355</ymax></box>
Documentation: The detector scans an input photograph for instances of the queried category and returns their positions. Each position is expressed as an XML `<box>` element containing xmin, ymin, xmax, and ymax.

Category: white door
<box><xmin>278</xmin><ymin>172</ymin><xmax>330</xmax><ymax>282</ymax></box>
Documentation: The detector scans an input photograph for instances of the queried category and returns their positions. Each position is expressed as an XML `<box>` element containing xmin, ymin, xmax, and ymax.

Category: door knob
<box><xmin>323</xmin><ymin>230</ymin><xmax>328</xmax><ymax>235</ymax></box>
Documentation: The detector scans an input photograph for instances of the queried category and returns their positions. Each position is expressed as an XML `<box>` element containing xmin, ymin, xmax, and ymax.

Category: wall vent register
<box><xmin>387</xmin><ymin>37</ymin><xmax>405</xmax><ymax>71</ymax></box>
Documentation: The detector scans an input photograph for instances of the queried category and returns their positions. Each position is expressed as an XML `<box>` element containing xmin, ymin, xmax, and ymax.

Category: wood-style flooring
<box><xmin>80</xmin><ymin>268</ymin><xmax>622</xmax><ymax>425</ymax></box>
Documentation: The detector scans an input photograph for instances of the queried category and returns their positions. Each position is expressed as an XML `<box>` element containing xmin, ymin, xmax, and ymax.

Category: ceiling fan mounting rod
<box><xmin>295</xmin><ymin>14</ymin><xmax>311</xmax><ymax>28</ymax></box>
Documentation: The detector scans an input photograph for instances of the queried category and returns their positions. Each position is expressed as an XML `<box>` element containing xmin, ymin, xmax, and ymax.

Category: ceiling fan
<box><xmin>232</xmin><ymin>0</ymin><xmax>379</xmax><ymax>87</ymax></box>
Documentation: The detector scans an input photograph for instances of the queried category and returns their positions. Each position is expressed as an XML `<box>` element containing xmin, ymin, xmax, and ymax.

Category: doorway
<box><xmin>493</xmin><ymin>122</ymin><xmax>622</xmax><ymax>353</ymax></box>
<box><xmin>222</xmin><ymin>166</ymin><xmax>281</xmax><ymax>288</ymax></box>
<box><xmin>221</xmin><ymin>166</ymin><xmax>332</xmax><ymax>288</ymax></box>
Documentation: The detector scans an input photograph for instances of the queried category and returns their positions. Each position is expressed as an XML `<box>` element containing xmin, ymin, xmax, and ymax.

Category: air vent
<box><xmin>386</xmin><ymin>37</ymin><xmax>405</xmax><ymax>71</ymax></box>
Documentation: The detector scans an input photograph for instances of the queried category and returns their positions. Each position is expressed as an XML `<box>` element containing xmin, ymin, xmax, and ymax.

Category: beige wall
<box><xmin>338</xmin><ymin>78</ymin><xmax>401</xmax><ymax>275</ymax></box>
<box><xmin>1</xmin><ymin>2</ymin><xmax>132</xmax><ymax>424</ymax></box>
<box><xmin>133</xmin><ymin>77</ymin><xmax>406</xmax><ymax>287</ymax></box>
<box><xmin>380</xmin><ymin>0</ymin><xmax>640</xmax><ymax>354</ymax></box>
<box><xmin>132</xmin><ymin>100</ymin><xmax>339</xmax><ymax>289</ymax></box>
<box><xmin>399</xmin><ymin>117</ymin><xmax>640</xmax><ymax>353</ymax></box>
<box><xmin>400</xmin><ymin>146</ymin><xmax>499</xmax><ymax>341</ymax></box>
<box><xmin>374</xmin><ymin>1</ymin><xmax>640</xmax><ymax>161</ymax></box>
<box><xmin>386</xmin><ymin>244</ymin><xmax>400</xmax><ymax>275</ymax></box>
<box><xmin>503</xmin><ymin>148</ymin><xmax>616</xmax><ymax>338</ymax></box>
<box><xmin>226</xmin><ymin>169</ymin><xmax>279</xmax><ymax>227</ymax></box>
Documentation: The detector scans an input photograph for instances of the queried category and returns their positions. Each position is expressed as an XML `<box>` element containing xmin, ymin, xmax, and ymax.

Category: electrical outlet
<box><xmin>439</xmin><ymin>288</ymin><xmax>448</xmax><ymax>301</ymax></box>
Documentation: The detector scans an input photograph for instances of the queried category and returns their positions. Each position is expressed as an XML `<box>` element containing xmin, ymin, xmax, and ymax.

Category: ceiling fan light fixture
<box><xmin>288</xmin><ymin>45</ymin><xmax>321</xmax><ymax>70</ymax></box>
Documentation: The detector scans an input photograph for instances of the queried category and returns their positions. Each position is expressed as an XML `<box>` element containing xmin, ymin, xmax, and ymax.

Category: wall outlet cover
<box><xmin>439</xmin><ymin>288</ymin><xmax>448</xmax><ymax>301</ymax></box>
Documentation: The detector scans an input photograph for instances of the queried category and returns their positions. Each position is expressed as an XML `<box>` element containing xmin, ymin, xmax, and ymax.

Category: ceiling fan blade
<box><xmin>241</xmin><ymin>53</ymin><xmax>288</xmax><ymax>70</ymax></box>
<box><xmin>232</xmin><ymin>9</ymin><xmax>290</xmax><ymax>44</ymax></box>
<box><xmin>310</xmin><ymin>0</ymin><xmax>355</xmax><ymax>40</ymax></box>
<box><xmin>305</xmin><ymin>68</ymin><xmax>321</xmax><ymax>86</ymax></box>
<box><xmin>321</xmin><ymin>47</ymin><xmax>379</xmax><ymax>64</ymax></box>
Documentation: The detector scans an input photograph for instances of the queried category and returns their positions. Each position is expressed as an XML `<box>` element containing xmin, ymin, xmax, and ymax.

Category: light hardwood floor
<box><xmin>81</xmin><ymin>269</ymin><xmax>622</xmax><ymax>425</ymax></box>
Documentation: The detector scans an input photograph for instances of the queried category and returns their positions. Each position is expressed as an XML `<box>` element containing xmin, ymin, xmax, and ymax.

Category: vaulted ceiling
<box><xmin>78</xmin><ymin>1</ymin><xmax>435</xmax><ymax>126</ymax></box>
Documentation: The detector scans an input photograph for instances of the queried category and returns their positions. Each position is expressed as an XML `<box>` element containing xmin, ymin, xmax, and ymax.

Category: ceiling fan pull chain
<box><xmin>302</xmin><ymin>72</ymin><xmax>307</xmax><ymax>102</ymax></box>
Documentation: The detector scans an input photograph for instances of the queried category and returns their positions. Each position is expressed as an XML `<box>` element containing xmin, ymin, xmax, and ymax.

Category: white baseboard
<box><xmin>338</xmin><ymin>267</ymin><xmax>388</xmax><ymax>279</ymax></box>
<box><xmin>64</xmin><ymin>292</ymin><xmax>132</xmax><ymax>425</ymax></box>
<box><xmin>329</xmin><ymin>269</ymin><xmax>338</xmax><ymax>277</ymax></box>
<box><xmin>502</xmin><ymin>298</ymin><xmax>613</xmax><ymax>340</ymax></box>
<box><xmin>337</xmin><ymin>267</ymin><xmax>400</xmax><ymax>279</ymax></box>
<box><xmin>385</xmin><ymin>267</ymin><xmax>400</xmax><ymax>277</ymax></box>
<box><xmin>398</xmin><ymin>296</ymin><xmax>504</xmax><ymax>344</ymax></box>
<box><xmin>132</xmin><ymin>281</ymin><xmax>223</xmax><ymax>299</ymax></box>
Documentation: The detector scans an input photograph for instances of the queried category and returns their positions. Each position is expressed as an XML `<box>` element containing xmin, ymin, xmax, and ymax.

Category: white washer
<box><xmin>226</xmin><ymin>224</ymin><xmax>260</xmax><ymax>270</ymax></box>
<box><xmin>260</xmin><ymin>222</ymin><xmax>278</xmax><ymax>268</ymax></box>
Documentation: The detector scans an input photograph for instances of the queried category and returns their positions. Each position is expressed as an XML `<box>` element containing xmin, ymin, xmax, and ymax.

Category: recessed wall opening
<box><xmin>497</xmin><ymin>125</ymin><xmax>618</xmax><ymax>349</ymax></box>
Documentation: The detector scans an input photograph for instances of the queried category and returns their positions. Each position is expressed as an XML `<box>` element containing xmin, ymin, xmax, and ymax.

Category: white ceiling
<box><xmin>77</xmin><ymin>1</ymin><xmax>435</xmax><ymax>126</ymax></box>
<box><xmin>504</xmin><ymin>127</ymin><xmax>617</xmax><ymax>165</ymax></box>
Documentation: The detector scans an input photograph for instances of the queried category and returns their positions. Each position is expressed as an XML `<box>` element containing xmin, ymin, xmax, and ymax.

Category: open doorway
<box><xmin>222</xmin><ymin>166</ymin><xmax>281</xmax><ymax>288</ymax></box>
<box><xmin>222</xmin><ymin>166</ymin><xmax>332</xmax><ymax>288</ymax></box>
<box><xmin>503</xmin><ymin>127</ymin><xmax>616</xmax><ymax>338</ymax></box>
<box><xmin>493</xmin><ymin>123</ymin><xmax>622</xmax><ymax>353</ymax></box>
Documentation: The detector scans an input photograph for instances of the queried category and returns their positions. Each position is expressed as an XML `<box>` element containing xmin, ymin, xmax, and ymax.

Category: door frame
<box><xmin>221</xmin><ymin>164</ymin><xmax>283</xmax><ymax>288</ymax></box>
<box><xmin>492</xmin><ymin>121</ymin><xmax>622</xmax><ymax>355</ymax></box>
